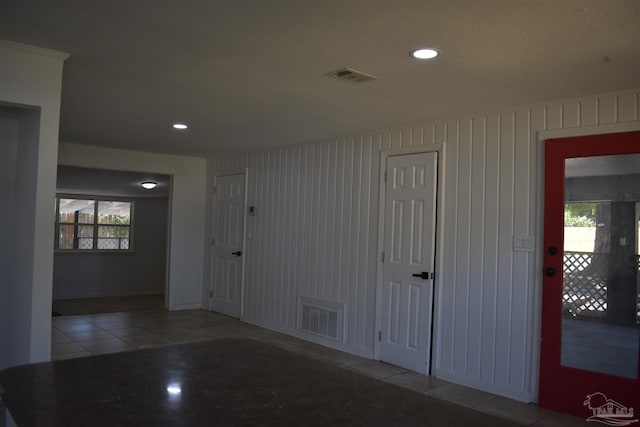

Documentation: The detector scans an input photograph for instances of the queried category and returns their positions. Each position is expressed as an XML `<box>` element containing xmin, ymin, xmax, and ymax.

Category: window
<box><xmin>56</xmin><ymin>197</ymin><xmax>133</xmax><ymax>251</ymax></box>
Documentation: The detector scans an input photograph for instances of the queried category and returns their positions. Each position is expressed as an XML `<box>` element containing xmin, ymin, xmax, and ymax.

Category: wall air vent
<box><xmin>326</xmin><ymin>67</ymin><xmax>378</xmax><ymax>84</ymax></box>
<box><xmin>298</xmin><ymin>297</ymin><xmax>345</xmax><ymax>342</ymax></box>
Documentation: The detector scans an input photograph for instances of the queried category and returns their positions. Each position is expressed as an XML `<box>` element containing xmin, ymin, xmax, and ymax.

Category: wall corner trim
<box><xmin>0</xmin><ymin>39</ymin><xmax>70</xmax><ymax>60</ymax></box>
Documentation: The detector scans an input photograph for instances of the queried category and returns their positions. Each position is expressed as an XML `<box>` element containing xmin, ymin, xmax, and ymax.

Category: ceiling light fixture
<box><xmin>141</xmin><ymin>181</ymin><xmax>157</xmax><ymax>190</ymax></box>
<box><xmin>410</xmin><ymin>48</ymin><xmax>439</xmax><ymax>60</ymax></box>
<box><xmin>172</xmin><ymin>123</ymin><xmax>188</xmax><ymax>130</ymax></box>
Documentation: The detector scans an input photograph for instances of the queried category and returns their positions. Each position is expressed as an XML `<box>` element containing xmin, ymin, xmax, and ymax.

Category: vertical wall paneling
<box><xmin>467</xmin><ymin>117</ymin><xmax>487</xmax><ymax>379</ymax></box>
<box><xmin>440</xmin><ymin>121</ymin><xmax>459</xmax><ymax>373</ymax></box>
<box><xmin>207</xmin><ymin>89</ymin><xmax>640</xmax><ymax>402</ymax></box>
<box><xmin>545</xmin><ymin>104</ymin><xmax>563</xmax><ymax>130</ymax></box>
<box><xmin>580</xmin><ymin>99</ymin><xmax>599</xmax><ymax>127</ymax></box>
<box><xmin>348</xmin><ymin>138</ymin><xmax>362</xmax><ymax>346</ymax></box>
<box><xmin>599</xmin><ymin>94</ymin><xmax>617</xmax><ymax>124</ymax></box>
<box><xmin>562</xmin><ymin>102</ymin><xmax>580</xmax><ymax>129</ymax></box>
<box><xmin>453</xmin><ymin>119</ymin><xmax>471</xmax><ymax>375</ymax></box>
<box><xmin>618</xmin><ymin>93</ymin><xmax>638</xmax><ymax>123</ymax></box>
<box><xmin>511</xmin><ymin>108</ymin><xmax>532</xmax><ymax>390</ymax></box>
<box><xmin>360</xmin><ymin>137</ymin><xmax>374</xmax><ymax>350</ymax></box>
<box><xmin>479</xmin><ymin>114</ymin><xmax>500</xmax><ymax>384</ymax></box>
<box><xmin>340</xmin><ymin>139</ymin><xmax>354</xmax><ymax>342</ymax></box>
<box><xmin>494</xmin><ymin>112</ymin><xmax>515</xmax><ymax>387</ymax></box>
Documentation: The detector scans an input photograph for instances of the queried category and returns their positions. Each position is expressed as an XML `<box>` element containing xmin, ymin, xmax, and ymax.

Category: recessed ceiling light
<box><xmin>410</xmin><ymin>48</ymin><xmax>439</xmax><ymax>60</ymax></box>
<box><xmin>172</xmin><ymin>123</ymin><xmax>188</xmax><ymax>130</ymax></box>
<box><xmin>141</xmin><ymin>181</ymin><xmax>157</xmax><ymax>190</ymax></box>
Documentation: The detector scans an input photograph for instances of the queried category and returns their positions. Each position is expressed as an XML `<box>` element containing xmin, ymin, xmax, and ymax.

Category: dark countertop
<box><xmin>0</xmin><ymin>338</ymin><xmax>522</xmax><ymax>427</ymax></box>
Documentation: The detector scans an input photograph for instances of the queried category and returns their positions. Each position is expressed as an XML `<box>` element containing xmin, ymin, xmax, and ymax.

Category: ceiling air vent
<box><xmin>326</xmin><ymin>67</ymin><xmax>377</xmax><ymax>84</ymax></box>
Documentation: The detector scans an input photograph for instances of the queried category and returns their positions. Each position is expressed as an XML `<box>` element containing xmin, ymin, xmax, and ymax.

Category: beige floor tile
<box><xmin>532</xmin><ymin>412</ymin><xmax>593</xmax><ymax>426</ymax></box>
<box><xmin>68</xmin><ymin>330</ymin><xmax>117</xmax><ymax>342</ymax></box>
<box><xmin>385</xmin><ymin>371</ymin><xmax>449</xmax><ymax>393</ymax></box>
<box><xmin>52</xmin><ymin>341</ymin><xmax>86</xmax><ymax>355</ymax></box>
<box><xmin>82</xmin><ymin>313</ymin><xmax>122</xmax><ymax>324</ymax></box>
<box><xmin>108</xmin><ymin>327</ymin><xmax>154</xmax><ymax>339</ymax></box>
<box><xmin>426</xmin><ymin>383</ymin><xmax>498</xmax><ymax>408</ymax></box>
<box><xmin>90</xmin><ymin>344</ymin><xmax>137</xmax><ymax>355</ymax></box>
<box><xmin>52</xmin><ymin>351</ymin><xmax>92</xmax><ymax>361</ymax></box>
<box><xmin>76</xmin><ymin>337</ymin><xmax>130</xmax><ymax>353</ymax></box>
<box><xmin>51</xmin><ymin>334</ymin><xmax>74</xmax><ymax>344</ymax></box>
<box><xmin>90</xmin><ymin>319</ymin><xmax>136</xmax><ymax>330</ymax></box>
<box><xmin>53</xmin><ymin>319</ymin><xmax>102</xmax><ymax>334</ymax></box>
<box><xmin>121</xmin><ymin>334</ymin><xmax>172</xmax><ymax>347</ymax></box>
<box><xmin>477</xmin><ymin>396</ymin><xmax>551</xmax><ymax>425</ymax></box>
<box><xmin>347</xmin><ymin>360</ymin><xmax>409</xmax><ymax>379</ymax></box>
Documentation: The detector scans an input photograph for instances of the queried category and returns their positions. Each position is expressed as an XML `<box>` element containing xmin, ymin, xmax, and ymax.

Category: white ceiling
<box><xmin>57</xmin><ymin>166</ymin><xmax>170</xmax><ymax>198</ymax></box>
<box><xmin>1</xmin><ymin>1</ymin><xmax>639</xmax><ymax>157</ymax></box>
<box><xmin>565</xmin><ymin>153</ymin><xmax>640</xmax><ymax>178</ymax></box>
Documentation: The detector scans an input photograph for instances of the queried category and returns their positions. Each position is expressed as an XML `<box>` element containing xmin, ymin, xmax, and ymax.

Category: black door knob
<box><xmin>232</xmin><ymin>251</ymin><xmax>242</xmax><ymax>256</ymax></box>
<box><xmin>412</xmin><ymin>272</ymin><xmax>430</xmax><ymax>280</ymax></box>
<box><xmin>545</xmin><ymin>267</ymin><xmax>556</xmax><ymax>277</ymax></box>
<box><xmin>548</xmin><ymin>246</ymin><xmax>558</xmax><ymax>255</ymax></box>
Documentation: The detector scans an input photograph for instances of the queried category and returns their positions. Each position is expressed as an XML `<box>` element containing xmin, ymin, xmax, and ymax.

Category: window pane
<box><xmin>98</xmin><ymin>201</ymin><xmax>131</xmax><ymax>225</ymax></box>
<box><xmin>58</xmin><ymin>225</ymin><xmax>74</xmax><ymax>249</ymax></box>
<box><xmin>58</xmin><ymin>198</ymin><xmax>95</xmax><ymax>224</ymax></box>
<box><xmin>98</xmin><ymin>226</ymin><xmax>129</xmax><ymax>238</ymax></box>
<box><xmin>78</xmin><ymin>238</ymin><xmax>93</xmax><ymax>250</ymax></box>
<box><xmin>98</xmin><ymin>226</ymin><xmax>130</xmax><ymax>250</ymax></box>
<box><xmin>561</xmin><ymin>155</ymin><xmax>640</xmax><ymax>379</ymax></box>
<box><xmin>78</xmin><ymin>225</ymin><xmax>94</xmax><ymax>238</ymax></box>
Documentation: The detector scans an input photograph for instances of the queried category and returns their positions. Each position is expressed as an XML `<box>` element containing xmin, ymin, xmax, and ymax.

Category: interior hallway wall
<box><xmin>209</xmin><ymin>88</ymin><xmax>640</xmax><ymax>402</ymax></box>
<box><xmin>0</xmin><ymin>41</ymin><xmax>67</xmax><ymax>369</ymax></box>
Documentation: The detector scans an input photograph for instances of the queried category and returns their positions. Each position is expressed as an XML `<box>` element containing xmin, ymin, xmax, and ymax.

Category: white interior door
<box><xmin>379</xmin><ymin>152</ymin><xmax>437</xmax><ymax>374</ymax></box>
<box><xmin>210</xmin><ymin>173</ymin><xmax>245</xmax><ymax>318</ymax></box>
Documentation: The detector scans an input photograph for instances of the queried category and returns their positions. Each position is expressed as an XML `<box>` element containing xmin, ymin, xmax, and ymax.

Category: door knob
<box><xmin>232</xmin><ymin>251</ymin><xmax>242</xmax><ymax>256</ymax></box>
<box><xmin>545</xmin><ymin>267</ymin><xmax>556</xmax><ymax>277</ymax></box>
<box><xmin>412</xmin><ymin>272</ymin><xmax>430</xmax><ymax>280</ymax></box>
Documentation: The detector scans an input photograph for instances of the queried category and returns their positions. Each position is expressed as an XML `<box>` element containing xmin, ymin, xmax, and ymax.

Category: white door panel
<box><xmin>380</xmin><ymin>152</ymin><xmax>437</xmax><ymax>374</ymax></box>
<box><xmin>210</xmin><ymin>173</ymin><xmax>245</xmax><ymax>318</ymax></box>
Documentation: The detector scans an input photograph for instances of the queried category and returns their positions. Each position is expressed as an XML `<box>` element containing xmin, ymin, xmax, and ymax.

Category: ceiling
<box><xmin>565</xmin><ymin>153</ymin><xmax>640</xmax><ymax>178</ymax></box>
<box><xmin>1</xmin><ymin>1</ymin><xmax>639</xmax><ymax>157</ymax></box>
<box><xmin>57</xmin><ymin>166</ymin><xmax>170</xmax><ymax>198</ymax></box>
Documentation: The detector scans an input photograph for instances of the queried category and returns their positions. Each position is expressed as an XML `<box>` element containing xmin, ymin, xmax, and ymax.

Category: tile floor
<box><xmin>49</xmin><ymin>309</ymin><xmax>591</xmax><ymax>426</ymax></box>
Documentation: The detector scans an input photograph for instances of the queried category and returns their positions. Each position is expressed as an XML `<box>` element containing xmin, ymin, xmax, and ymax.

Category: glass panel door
<box><xmin>539</xmin><ymin>131</ymin><xmax>640</xmax><ymax>419</ymax></box>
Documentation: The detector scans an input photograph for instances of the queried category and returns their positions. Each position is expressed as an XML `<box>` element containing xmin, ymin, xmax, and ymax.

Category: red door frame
<box><xmin>539</xmin><ymin>131</ymin><xmax>640</xmax><ymax>416</ymax></box>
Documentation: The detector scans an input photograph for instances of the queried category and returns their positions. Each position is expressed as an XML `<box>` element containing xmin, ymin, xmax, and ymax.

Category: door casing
<box><xmin>532</xmin><ymin>122</ymin><xmax>640</xmax><ymax>402</ymax></box>
<box><xmin>538</xmin><ymin>130</ymin><xmax>640</xmax><ymax>416</ymax></box>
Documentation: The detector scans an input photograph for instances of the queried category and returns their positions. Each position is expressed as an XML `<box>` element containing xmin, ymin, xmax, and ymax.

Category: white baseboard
<box><xmin>53</xmin><ymin>290</ymin><xmax>164</xmax><ymax>300</ymax></box>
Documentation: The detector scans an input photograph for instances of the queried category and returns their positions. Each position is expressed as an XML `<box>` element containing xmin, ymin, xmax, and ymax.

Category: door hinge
<box><xmin>381</xmin><ymin>252</ymin><xmax>385</xmax><ymax>263</ymax></box>
<box><xmin>213</xmin><ymin>185</ymin><xmax>217</xmax><ymax>195</ymax></box>
<box><xmin>378</xmin><ymin>331</ymin><xmax>382</xmax><ymax>341</ymax></box>
<box><xmin>384</xmin><ymin>171</ymin><xmax>387</xmax><ymax>183</ymax></box>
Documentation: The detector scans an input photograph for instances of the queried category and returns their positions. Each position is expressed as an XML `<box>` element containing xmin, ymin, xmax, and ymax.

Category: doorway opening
<box><xmin>52</xmin><ymin>166</ymin><xmax>171</xmax><ymax>317</ymax></box>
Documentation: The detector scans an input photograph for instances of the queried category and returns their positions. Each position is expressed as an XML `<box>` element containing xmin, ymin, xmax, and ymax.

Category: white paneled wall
<box><xmin>208</xmin><ymin>89</ymin><xmax>640</xmax><ymax>401</ymax></box>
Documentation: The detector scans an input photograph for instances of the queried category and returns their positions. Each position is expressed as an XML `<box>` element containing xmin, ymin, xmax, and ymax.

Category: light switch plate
<box><xmin>514</xmin><ymin>236</ymin><xmax>535</xmax><ymax>252</ymax></box>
